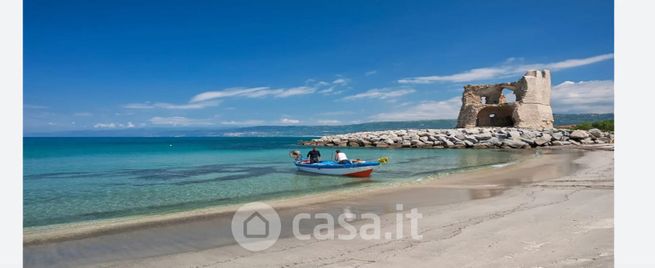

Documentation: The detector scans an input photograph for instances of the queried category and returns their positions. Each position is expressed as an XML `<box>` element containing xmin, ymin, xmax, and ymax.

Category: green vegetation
<box><xmin>573</xmin><ymin>120</ymin><xmax>614</xmax><ymax>132</ymax></box>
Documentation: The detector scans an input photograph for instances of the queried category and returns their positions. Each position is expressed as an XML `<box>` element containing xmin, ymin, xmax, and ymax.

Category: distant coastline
<box><xmin>25</xmin><ymin>113</ymin><xmax>613</xmax><ymax>137</ymax></box>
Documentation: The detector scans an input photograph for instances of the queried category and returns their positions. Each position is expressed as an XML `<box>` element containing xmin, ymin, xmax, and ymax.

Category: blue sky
<box><xmin>24</xmin><ymin>0</ymin><xmax>614</xmax><ymax>132</ymax></box>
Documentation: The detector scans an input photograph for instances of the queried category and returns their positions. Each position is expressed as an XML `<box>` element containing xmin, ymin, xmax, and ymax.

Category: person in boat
<box><xmin>307</xmin><ymin>147</ymin><xmax>321</xmax><ymax>163</ymax></box>
<box><xmin>290</xmin><ymin>150</ymin><xmax>302</xmax><ymax>161</ymax></box>
<box><xmin>334</xmin><ymin>150</ymin><xmax>351</xmax><ymax>164</ymax></box>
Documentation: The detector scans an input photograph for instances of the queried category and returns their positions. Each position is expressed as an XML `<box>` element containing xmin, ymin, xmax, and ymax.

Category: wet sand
<box><xmin>23</xmin><ymin>149</ymin><xmax>613</xmax><ymax>267</ymax></box>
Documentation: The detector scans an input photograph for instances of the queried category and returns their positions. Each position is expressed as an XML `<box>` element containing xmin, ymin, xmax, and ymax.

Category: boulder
<box><xmin>520</xmin><ymin>130</ymin><xmax>537</xmax><ymax>139</ymax></box>
<box><xmin>520</xmin><ymin>137</ymin><xmax>535</xmax><ymax>146</ymax></box>
<box><xmin>598</xmin><ymin>137</ymin><xmax>612</xmax><ymax>143</ymax></box>
<box><xmin>588</xmin><ymin>128</ymin><xmax>603</xmax><ymax>138</ymax></box>
<box><xmin>570</xmin><ymin>130</ymin><xmax>589</xmax><ymax>140</ymax></box>
<box><xmin>552</xmin><ymin>132</ymin><xmax>564</xmax><ymax>141</ymax></box>
<box><xmin>463</xmin><ymin>128</ymin><xmax>479</xmax><ymax>135</ymax></box>
<box><xmin>503</xmin><ymin>140</ymin><xmax>529</xmax><ymax>149</ymax></box>
<box><xmin>474</xmin><ymin>132</ymin><xmax>492</xmax><ymax>140</ymax></box>
<box><xmin>534</xmin><ymin>134</ymin><xmax>552</xmax><ymax>146</ymax></box>
<box><xmin>495</xmin><ymin>132</ymin><xmax>509</xmax><ymax>139</ymax></box>
<box><xmin>552</xmin><ymin>140</ymin><xmax>571</xmax><ymax>146</ymax></box>
<box><xmin>508</xmin><ymin>130</ymin><xmax>522</xmax><ymax>140</ymax></box>
<box><xmin>487</xmin><ymin>137</ymin><xmax>502</xmax><ymax>146</ymax></box>
<box><xmin>448</xmin><ymin>136</ymin><xmax>463</xmax><ymax>143</ymax></box>
<box><xmin>464</xmin><ymin>135</ymin><xmax>478</xmax><ymax>143</ymax></box>
<box><xmin>438</xmin><ymin>136</ymin><xmax>453</xmax><ymax>146</ymax></box>
<box><xmin>580</xmin><ymin>137</ymin><xmax>594</xmax><ymax>144</ymax></box>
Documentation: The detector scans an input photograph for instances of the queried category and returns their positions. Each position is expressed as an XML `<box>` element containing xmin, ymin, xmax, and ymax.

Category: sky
<box><xmin>24</xmin><ymin>0</ymin><xmax>614</xmax><ymax>133</ymax></box>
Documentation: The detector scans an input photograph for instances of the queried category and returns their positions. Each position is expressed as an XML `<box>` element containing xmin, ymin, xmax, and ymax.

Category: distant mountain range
<box><xmin>26</xmin><ymin>113</ymin><xmax>614</xmax><ymax>137</ymax></box>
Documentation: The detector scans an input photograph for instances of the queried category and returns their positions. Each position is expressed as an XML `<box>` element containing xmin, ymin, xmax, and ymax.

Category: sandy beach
<box><xmin>24</xmin><ymin>148</ymin><xmax>613</xmax><ymax>267</ymax></box>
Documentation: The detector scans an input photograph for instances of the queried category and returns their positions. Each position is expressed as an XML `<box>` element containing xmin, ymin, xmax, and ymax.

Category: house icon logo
<box><xmin>231</xmin><ymin>202</ymin><xmax>281</xmax><ymax>251</ymax></box>
<box><xmin>243</xmin><ymin>211</ymin><xmax>269</xmax><ymax>238</ymax></box>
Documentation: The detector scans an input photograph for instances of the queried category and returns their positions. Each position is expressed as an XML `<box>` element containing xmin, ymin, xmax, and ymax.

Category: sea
<box><xmin>23</xmin><ymin>137</ymin><xmax>529</xmax><ymax>228</ymax></box>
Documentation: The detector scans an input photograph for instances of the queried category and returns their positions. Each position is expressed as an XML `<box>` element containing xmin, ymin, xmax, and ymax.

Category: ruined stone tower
<box><xmin>455</xmin><ymin>70</ymin><xmax>554</xmax><ymax>129</ymax></box>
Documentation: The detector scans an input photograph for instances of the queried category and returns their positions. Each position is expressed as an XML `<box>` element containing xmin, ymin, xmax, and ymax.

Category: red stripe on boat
<box><xmin>344</xmin><ymin>169</ymin><xmax>373</xmax><ymax>177</ymax></box>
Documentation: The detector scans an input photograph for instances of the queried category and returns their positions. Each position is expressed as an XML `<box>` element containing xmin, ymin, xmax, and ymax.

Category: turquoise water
<box><xmin>24</xmin><ymin>137</ymin><xmax>525</xmax><ymax>228</ymax></box>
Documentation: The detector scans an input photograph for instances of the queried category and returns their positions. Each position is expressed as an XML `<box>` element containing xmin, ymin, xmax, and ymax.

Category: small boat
<box><xmin>294</xmin><ymin>160</ymin><xmax>380</xmax><ymax>177</ymax></box>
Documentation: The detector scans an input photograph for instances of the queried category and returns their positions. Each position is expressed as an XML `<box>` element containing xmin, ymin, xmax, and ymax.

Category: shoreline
<box><xmin>104</xmin><ymin>148</ymin><xmax>612</xmax><ymax>268</ymax></box>
<box><xmin>23</xmin><ymin>147</ymin><xmax>613</xmax><ymax>268</ymax></box>
<box><xmin>24</xmin><ymin>149</ymin><xmax>536</xmax><ymax>246</ymax></box>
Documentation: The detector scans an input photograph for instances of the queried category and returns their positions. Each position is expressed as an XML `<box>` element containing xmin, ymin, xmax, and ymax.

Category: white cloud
<box><xmin>276</xmin><ymin>86</ymin><xmax>316</xmax><ymax>97</ymax></box>
<box><xmin>314</xmin><ymin>78</ymin><xmax>350</xmax><ymax>95</ymax></box>
<box><xmin>280</xmin><ymin>118</ymin><xmax>301</xmax><ymax>124</ymax></box>
<box><xmin>124</xmin><ymin>100</ymin><xmax>220</xmax><ymax>110</ymax></box>
<box><xmin>332</xmin><ymin>78</ymin><xmax>348</xmax><ymax>85</ymax></box>
<box><xmin>93</xmin><ymin>122</ymin><xmax>136</xmax><ymax>129</ymax></box>
<box><xmin>370</xmin><ymin>97</ymin><xmax>462</xmax><ymax>121</ymax></box>
<box><xmin>343</xmin><ymin>88</ymin><xmax>415</xmax><ymax>100</ymax></box>
<box><xmin>399</xmin><ymin>53</ymin><xmax>614</xmax><ymax>84</ymax></box>
<box><xmin>538</xmin><ymin>54</ymin><xmax>615</xmax><ymax>70</ymax></box>
<box><xmin>365</xmin><ymin>70</ymin><xmax>377</xmax><ymax>76</ymax></box>
<box><xmin>220</xmin><ymin>120</ymin><xmax>265</xmax><ymax>126</ymax></box>
<box><xmin>125</xmin><ymin>78</ymin><xmax>347</xmax><ymax>111</ymax></box>
<box><xmin>190</xmin><ymin>87</ymin><xmax>267</xmax><ymax>102</ymax></box>
<box><xmin>149</xmin><ymin>116</ymin><xmax>215</xmax><ymax>126</ymax></box>
<box><xmin>190</xmin><ymin>86</ymin><xmax>316</xmax><ymax>103</ymax></box>
<box><xmin>317</xmin><ymin>119</ymin><xmax>341</xmax><ymax>125</ymax></box>
<box><xmin>551</xmin><ymin>80</ymin><xmax>614</xmax><ymax>113</ymax></box>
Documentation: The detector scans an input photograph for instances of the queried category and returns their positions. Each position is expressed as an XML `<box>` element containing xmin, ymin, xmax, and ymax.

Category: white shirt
<box><xmin>336</xmin><ymin>152</ymin><xmax>348</xmax><ymax>161</ymax></box>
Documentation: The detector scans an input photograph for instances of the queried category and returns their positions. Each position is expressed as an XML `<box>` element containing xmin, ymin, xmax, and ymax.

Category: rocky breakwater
<box><xmin>302</xmin><ymin>128</ymin><xmax>613</xmax><ymax>149</ymax></box>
